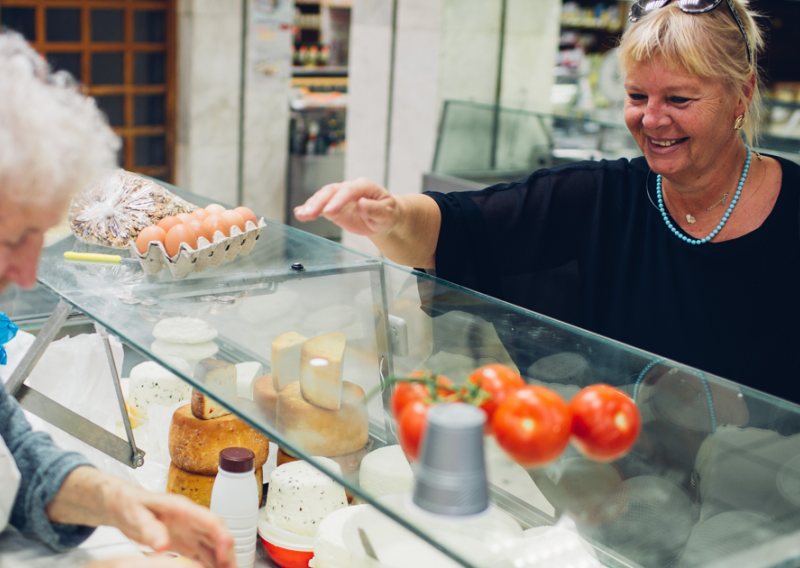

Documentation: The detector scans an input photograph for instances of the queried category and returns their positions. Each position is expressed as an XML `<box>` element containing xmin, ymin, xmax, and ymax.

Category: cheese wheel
<box><xmin>277</xmin><ymin>381</ymin><xmax>368</xmax><ymax>457</ymax></box>
<box><xmin>167</xmin><ymin>461</ymin><xmax>263</xmax><ymax>507</ymax></box>
<box><xmin>253</xmin><ymin>374</ymin><xmax>278</xmax><ymax>426</ymax></box>
<box><xmin>169</xmin><ymin>404</ymin><xmax>269</xmax><ymax>475</ymax></box>
<box><xmin>300</xmin><ymin>332</ymin><xmax>345</xmax><ymax>410</ymax></box>
<box><xmin>191</xmin><ymin>359</ymin><xmax>237</xmax><ymax>419</ymax></box>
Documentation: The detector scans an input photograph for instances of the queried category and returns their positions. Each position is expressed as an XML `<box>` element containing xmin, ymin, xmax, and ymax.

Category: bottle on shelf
<box><xmin>210</xmin><ymin>447</ymin><xmax>259</xmax><ymax>568</ymax></box>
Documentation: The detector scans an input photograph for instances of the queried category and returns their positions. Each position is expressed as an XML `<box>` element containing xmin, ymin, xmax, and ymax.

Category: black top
<box><xmin>425</xmin><ymin>156</ymin><xmax>800</xmax><ymax>404</ymax></box>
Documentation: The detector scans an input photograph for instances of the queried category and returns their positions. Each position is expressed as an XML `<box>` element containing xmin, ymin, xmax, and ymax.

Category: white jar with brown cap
<box><xmin>210</xmin><ymin>447</ymin><xmax>259</xmax><ymax>568</ymax></box>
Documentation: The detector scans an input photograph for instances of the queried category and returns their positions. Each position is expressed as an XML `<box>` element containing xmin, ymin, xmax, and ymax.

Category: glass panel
<box><xmin>47</xmin><ymin>52</ymin><xmax>81</xmax><ymax>80</ymax></box>
<box><xmin>134</xmin><ymin>10</ymin><xmax>166</xmax><ymax>43</ymax></box>
<box><xmin>91</xmin><ymin>9</ymin><xmax>124</xmax><ymax>43</ymax></box>
<box><xmin>134</xmin><ymin>135</ymin><xmax>165</xmax><ymax>166</ymax></box>
<box><xmin>46</xmin><ymin>8</ymin><xmax>80</xmax><ymax>43</ymax></box>
<box><xmin>134</xmin><ymin>52</ymin><xmax>164</xmax><ymax>85</ymax></box>
<box><xmin>0</xmin><ymin>7</ymin><xmax>36</xmax><ymax>42</ymax></box>
<box><xmin>91</xmin><ymin>52</ymin><xmax>124</xmax><ymax>85</ymax></box>
<box><xmin>95</xmin><ymin>95</ymin><xmax>124</xmax><ymax>127</ymax></box>
<box><xmin>433</xmin><ymin>100</ymin><xmax>642</xmax><ymax>186</ymax></box>
<box><xmin>134</xmin><ymin>94</ymin><xmax>165</xmax><ymax>126</ymax></box>
<box><xmin>34</xmin><ymin>173</ymin><xmax>800</xmax><ymax>568</ymax></box>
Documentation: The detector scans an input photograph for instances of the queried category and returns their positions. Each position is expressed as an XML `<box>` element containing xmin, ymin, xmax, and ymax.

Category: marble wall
<box><xmin>176</xmin><ymin>0</ymin><xmax>290</xmax><ymax>221</ymax></box>
<box><xmin>343</xmin><ymin>0</ymin><xmax>560</xmax><ymax>254</ymax></box>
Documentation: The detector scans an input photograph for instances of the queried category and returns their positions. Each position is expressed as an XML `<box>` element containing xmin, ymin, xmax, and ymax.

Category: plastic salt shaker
<box><xmin>211</xmin><ymin>447</ymin><xmax>259</xmax><ymax>568</ymax></box>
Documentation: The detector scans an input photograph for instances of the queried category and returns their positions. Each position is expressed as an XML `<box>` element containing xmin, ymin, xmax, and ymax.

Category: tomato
<box><xmin>569</xmin><ymin>384</ymin><xmax>641</xmax><ymax>462</ymax></box>
<box><xmin>493</xmin><ymin>385</ymin><xmax>572</xmax><ymax>468</ymax></box>
<box><xmin>463</xmin><ymin>364</ymin><xmax>525</xmax><ymax>432</ymax></box>
<box><xmin>390</xmin><ymin>372</ymin><xmax>453</xmax><ymax>419</ymax></box>
<box><xmin>398</xmin><ymin>400</ymin><xmax>430</xmax><ymax>461</ymax></box>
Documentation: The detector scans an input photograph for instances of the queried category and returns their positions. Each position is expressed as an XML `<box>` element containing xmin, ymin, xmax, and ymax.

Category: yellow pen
<box><xmin>63</xmin><ymin>252</ymin><xmax>137</xmax><ymax>263</ymax></box>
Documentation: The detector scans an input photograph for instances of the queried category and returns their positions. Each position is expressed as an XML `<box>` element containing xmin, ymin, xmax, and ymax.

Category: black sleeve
<box><xmin>423</xmin><ymin>162</ymin><xmax>604</xmax><ymax>324</ymax></box>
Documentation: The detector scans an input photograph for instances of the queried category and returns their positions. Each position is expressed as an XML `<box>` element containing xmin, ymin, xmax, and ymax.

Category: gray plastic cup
<box><xmin>413</xmin><ymin>403</ymin><xmax>489</xmax><ymax>516</ymax></box>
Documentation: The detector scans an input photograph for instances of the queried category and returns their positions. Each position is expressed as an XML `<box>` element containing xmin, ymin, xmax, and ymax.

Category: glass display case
<box><xmin>9</xmin><ymin>179</ymin><xmax>800</xmax><ymax>568</ymax></box>
<box><xmin>428</xmin><ymin>100</ymin><xmax>800</xmax><ymax>193</ymax></box>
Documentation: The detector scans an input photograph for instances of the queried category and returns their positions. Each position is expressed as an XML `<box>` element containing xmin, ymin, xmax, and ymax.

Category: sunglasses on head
<box><xmin>628</xmin><ymin>0</ymin><xmax>753</xmax><ymax>67</ymax></box>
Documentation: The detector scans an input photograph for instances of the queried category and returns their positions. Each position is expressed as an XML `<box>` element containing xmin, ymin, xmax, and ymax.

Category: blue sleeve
<box><xmin>0</xmin><ymin>385</ymin><xmax>95</xmax><ymax>550</ymax></box>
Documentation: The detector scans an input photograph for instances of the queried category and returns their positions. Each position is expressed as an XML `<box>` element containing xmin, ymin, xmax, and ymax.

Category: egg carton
<box><xmin>130</xmin><ymin>218</ymin><xmax>266</xmax><ymax>279</ymax></box>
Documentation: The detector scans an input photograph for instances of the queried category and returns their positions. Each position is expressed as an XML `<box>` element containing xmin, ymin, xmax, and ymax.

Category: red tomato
<box><xmin>390</xmin><ymin>372</ymin><xmax>453</xmax><ymax>419</ymax></box>
<box><xmin>463</xmin><ymin>364</ymin><xmax>525</xmax><ymax>432</ymax></box>
<box><xmin>493</xmin><ymin>385</ymin><xmax>572</xmax><ymax>468</ymax></box>
<box><xmin>569</xmin><ymin>384</ymin><xmax>641</xmax><ymax>462</ymax></box>
<box><xmin>398</xmin><ymin>400</ymin><xmax>430</xmax><ymax>461</ymax></box>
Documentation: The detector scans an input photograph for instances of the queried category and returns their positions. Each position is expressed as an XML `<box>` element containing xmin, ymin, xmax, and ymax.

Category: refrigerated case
<box><xmin>7</xmin><ymin>178</ymin><xmax>800</xmax><ymax>568</ymax></box>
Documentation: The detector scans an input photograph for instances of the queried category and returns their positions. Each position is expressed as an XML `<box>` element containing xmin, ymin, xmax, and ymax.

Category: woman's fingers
<box><xmin>295</xmin><ymin>178</ymin><xmax>391</xmax><ymax>233</ymax></box>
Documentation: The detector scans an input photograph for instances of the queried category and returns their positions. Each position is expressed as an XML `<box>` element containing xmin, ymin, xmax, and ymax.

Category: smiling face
<box><xmin>624</xmin><ymin>57</ymin><xmax>748</xmax><ymax>185</ymax></box>
<box><xmin>0</xmin><ymin>198</ymin><xmax>66</xmax><ymax>292</ymax></box>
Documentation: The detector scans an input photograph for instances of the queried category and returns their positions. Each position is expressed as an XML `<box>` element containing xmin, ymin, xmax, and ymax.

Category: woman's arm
<box><xmin>47</xmin><ymin>466</ymin><xmax>234</xmax><ymax>568</ymax></box>
<box><xmin>294</xmin><ymin>177</ymin><xmax>441</xmax><ymax>269</ymax></box>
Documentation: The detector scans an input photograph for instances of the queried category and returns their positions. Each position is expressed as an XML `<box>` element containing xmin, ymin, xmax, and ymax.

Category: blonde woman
<box><xmin>0</xmin><ymin>32</ymin><xmax>234</xmax><ymax>567</ymax></box>
<box><xmin>296</xmin><ymin>0</ymin><xmax>800</xmax><ymax>403</ymax></box>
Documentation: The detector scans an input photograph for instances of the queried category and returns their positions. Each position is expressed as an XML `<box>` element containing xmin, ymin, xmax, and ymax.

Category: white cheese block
<box><xmin>236</xmin><ymin>361</ymin><xmax>263</xmax><ymax>400</ymax></box>
<box><xmin>129</xmin><ymin>356</ymin><xmax>192</xmax><ymax>415</ymax></box>
<box><xmin>271</xmin><ymin>331</ymin><xmax>307</xmax><ymax>390</ymax></box>
<box><xmin>265</xmin><ymin>457</ymin><xmax>348</xmax><ymax>537</ymax></box>
<box><xmin>359</xmin><ymin>445</ymin><xmax>414</xmax><ymax>499</ymax></box>
<box><xmin>314</xmin><ymin>504</ymin><xmax>366</xmax><ymax>568</ymax></box>
<box><xmin>277</xmin><ymin>381</ymin><xmax>369</xmax><ymax>457</ymax></box>
<box><xmin>191</xmin><ymin>358</ymin><xmax>237</xmax><ymax>419</ymax></box>
<box><xmin>153</xmin><ymin>317</ymin><xmax>218</xmax><ymax>344</ymax></box>
<box><xmin>151</xmin><ymin>339</ymin><xmax>219</xmax><ymax>366</ymax></box>
<box><xmin>300</xmin><ymin>332</ymin><xmax>345</xmax><ymax>410</ymax></box>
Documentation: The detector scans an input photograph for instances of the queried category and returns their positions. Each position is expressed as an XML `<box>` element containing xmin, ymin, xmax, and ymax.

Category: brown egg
<box><xmin>187</xmin><ymin>219</ymin><xmax>214</xmax><ymax>243</ymax></box>
<box><xmin>234</xmin><ymin>206</ymin><xmax>257</xmax><ymax>227</ymax></box>
<box><xmin>191</xmin><ymin>208</ymin><xmax>210</xmax><ymax>222</ymax></box>
<box><xmin>135</xmin><ymin>225</ymin><xmax>167</xmax><ymax>254</ymax></box>
<box><xmin>221</xmin><ymin>210</ymin><xmax>246</xmax><ymax>232</ymax></box>
<box><xmin>165</xmin><ymin>224</ymin><xmax>198</xmax><ymax>257</ymax></box>
<box><xmin>157</xmin><ymin>216</ymin><xmax>182</xmax><ymax>233</ymax></box>
<box><xmin>205</xmin><ymin>203</ymin><xmax>226</xmax><ymax>215</ymax></box>
<box><xmin>176</xmin><ymin>213</ymin><xmax>194</xmax><ymax>225</ymax></box>
<box><xmin>203</xmin><ymin>214</ymin><xmax>232</xmax><ymax>238</ymax></box>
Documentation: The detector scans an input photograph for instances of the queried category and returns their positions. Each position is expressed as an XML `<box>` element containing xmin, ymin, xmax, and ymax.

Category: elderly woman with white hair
<box><xmin>296</xmin><ymin>0</ymin><xmax>800</xmax><ymax>404</ymax></box>
<box><xmin>0</xmin><ymin>32</ymin><xmax>234</xmax><ymax>568</ymax></box>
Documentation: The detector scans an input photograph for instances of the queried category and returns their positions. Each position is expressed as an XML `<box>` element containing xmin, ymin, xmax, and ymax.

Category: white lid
<box><xmin>258</xmin><ymin>515</ymin><xmax>315</xmax><ymax>552</ymax></box>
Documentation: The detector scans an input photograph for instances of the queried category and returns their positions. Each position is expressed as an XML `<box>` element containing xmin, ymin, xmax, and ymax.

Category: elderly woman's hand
<box><xmin>294</xmin><ymin>177</ymin><xmax>401</xmax><ymax>237</ymax></box>
<box><xmin>47</xmin><ymin>467</ymin><xmax>235</xmax><ymax>568</ymax></box>
<box><xmin>101</xmin><ymin>484</ymin><xmax>235</xmax><ymax>568</ymax></box>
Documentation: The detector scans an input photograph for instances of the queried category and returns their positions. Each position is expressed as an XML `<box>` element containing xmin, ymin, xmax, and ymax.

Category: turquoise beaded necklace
<box><xmin>656</xmin><ymin>145</ymin><xmax>752</xmax><ymax>245</ymax></box>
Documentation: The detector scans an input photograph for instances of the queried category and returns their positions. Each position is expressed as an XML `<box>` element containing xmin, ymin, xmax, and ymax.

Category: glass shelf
<box><xmin>30</xmin><ymin>179</ymin><xmax>800</xmax><ymax>568</ymax></box>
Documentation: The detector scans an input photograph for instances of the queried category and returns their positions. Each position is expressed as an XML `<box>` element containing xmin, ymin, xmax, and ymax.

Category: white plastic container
<box><xmin>211</xmin><ymin>447</ymin><xmax>260</xmax><ymax>568</ymax></box>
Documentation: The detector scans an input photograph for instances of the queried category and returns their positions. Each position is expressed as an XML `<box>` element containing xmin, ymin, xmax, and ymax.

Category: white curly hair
<box><xmin>0</xmin><ymin>31</ymin><xmax>120</xmax><ymax>206</ymax></box>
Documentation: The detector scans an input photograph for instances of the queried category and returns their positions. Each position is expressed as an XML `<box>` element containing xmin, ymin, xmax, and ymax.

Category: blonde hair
<box><xmin>0</xmin><ymin>32</ymin><xmax>120</xmax><ymax>207</ymax></box>
<box><xmin>618</xmin><ymin>0</ymin><xmax>765</xmax><ymax>146</ymax></box>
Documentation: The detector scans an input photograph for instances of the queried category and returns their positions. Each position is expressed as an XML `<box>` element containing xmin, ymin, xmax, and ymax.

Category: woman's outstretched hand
<box><xmin>294</xmin><ymin>177</ymin><xmax>400</xmax><ymax>237</ymax></box>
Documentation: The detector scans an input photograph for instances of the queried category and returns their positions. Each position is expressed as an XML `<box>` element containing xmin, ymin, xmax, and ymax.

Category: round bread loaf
<box><xmin>277</xmin><ymin>381</ymin><xmax>368</xmax><ymax>457</ymax></box>
<box><xmin>167</xmin><ymin>461</ymin><xmax>263</xmax><ymax>507</ymax></box>
<box><xmin>168</xmin><ymin>403</ymin><xmax>269</xmax><ymax>475</ymax></box>
<box><xmin>154</xmin><ymin>317</ymin><xmax>218</xmax><ymax>344</ymax></box>
<box><xmin>253</xmin><ymin>373</ymin><xmax>278</xmax><ymax>426</ymax></box>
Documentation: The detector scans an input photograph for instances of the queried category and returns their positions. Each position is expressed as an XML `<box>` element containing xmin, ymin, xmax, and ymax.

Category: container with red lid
<box><xmin>257</xmin><ymin>514</ymin><xmax>314</xmax><ymax>568</ymax></box>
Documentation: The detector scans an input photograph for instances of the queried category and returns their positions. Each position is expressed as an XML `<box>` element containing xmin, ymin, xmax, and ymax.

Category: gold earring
<box><xmin>734</xmin><ymin>114</ymin><xmax>745</xmax><ymax>130</ymax></box>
